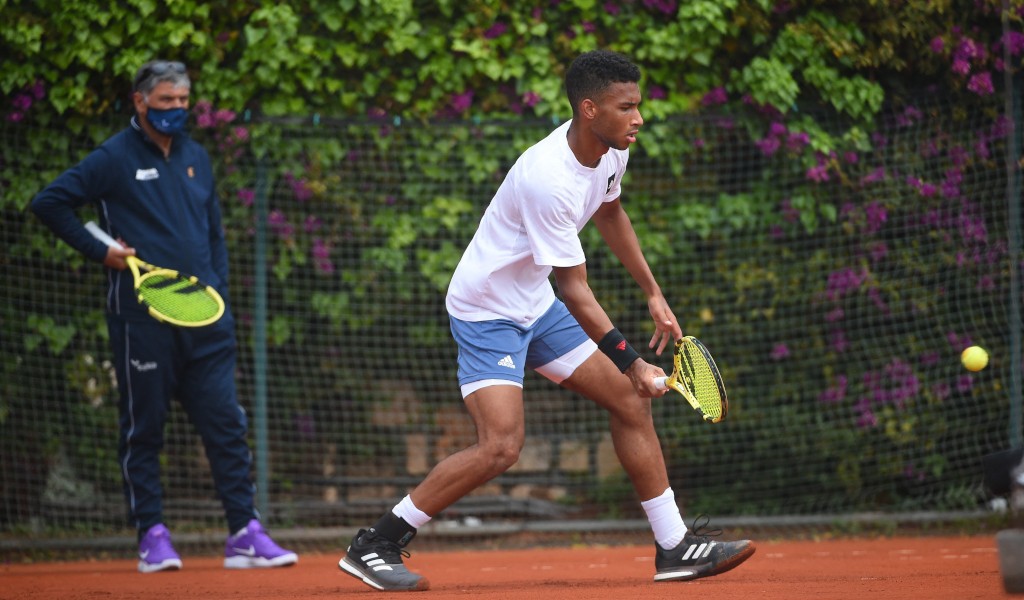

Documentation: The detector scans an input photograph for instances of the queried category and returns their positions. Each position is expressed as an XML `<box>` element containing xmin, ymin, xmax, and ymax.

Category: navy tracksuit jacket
<box><xmin>31</xmin><ymin>117</ymin><xmax>256</xmax><ymax>534</ymax></box>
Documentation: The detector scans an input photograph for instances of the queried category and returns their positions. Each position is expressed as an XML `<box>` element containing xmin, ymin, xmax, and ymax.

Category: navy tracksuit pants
<box><xmin>107</xmin><ymin>313</ymin><xmax>256</xmax><ymax>535</ymax></box>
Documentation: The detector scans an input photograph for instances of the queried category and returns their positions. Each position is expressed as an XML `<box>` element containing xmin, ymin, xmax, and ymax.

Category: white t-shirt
<box><xmin>446</xmin><ymin>120</ymin><xmax>628</xmax><ymax>325</ymax></box>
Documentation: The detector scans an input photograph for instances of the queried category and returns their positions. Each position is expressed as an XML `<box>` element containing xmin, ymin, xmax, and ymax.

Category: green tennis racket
<box><xmin>85</xmin><ymin>221</ymin><xmax>225</xmax><ymax>328</ymax></box>
<box><xmin>654</xmin><ymin>336</ymin><xmax>728</xmax><ymax>423</ymax></box>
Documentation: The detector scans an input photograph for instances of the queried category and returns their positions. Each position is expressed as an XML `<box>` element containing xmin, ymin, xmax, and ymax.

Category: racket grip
<box><xmin>84</xmin><ymin>221</ymin><xmax>121</xmax><ymax>248</ymax></box>
<box><xmin>653</xmin><ymin>376</ymin><xmax>668</xmax><ymax>390</ymax></box>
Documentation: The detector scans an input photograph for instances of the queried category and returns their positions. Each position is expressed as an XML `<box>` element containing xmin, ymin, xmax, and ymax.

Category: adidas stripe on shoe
<box><xmin>653</xmin><ymin>516</ymin><xmax>755</xmax><ymax>582</ymax></box>
<box><xmin>338</xmin><ymin>528</ymin><xmax>429</xmax><ymax>592</ymax></box>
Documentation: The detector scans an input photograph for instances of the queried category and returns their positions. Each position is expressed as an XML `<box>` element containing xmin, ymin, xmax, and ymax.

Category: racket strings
<box><xmin>138</xmin><ymin>274</ymin><xmax>221</xmax><ymax>322</ymax></box>
<box><xmin>680</xmin><ymin>342</ymin><xmax>725</xmax><ymax>421</ymax></box>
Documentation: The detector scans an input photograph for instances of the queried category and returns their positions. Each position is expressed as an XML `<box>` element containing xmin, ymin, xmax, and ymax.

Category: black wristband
<box><xmin>598</xmin><ymin>328</ymin><xmax>641</xmax><ymax>373</ymax></box>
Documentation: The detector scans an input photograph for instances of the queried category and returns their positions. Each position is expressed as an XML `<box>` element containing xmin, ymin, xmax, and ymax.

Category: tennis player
<box><xmin>338</xmin><ymin>49</ymin><xmax>755</xmax><ymax>591</ymax></box>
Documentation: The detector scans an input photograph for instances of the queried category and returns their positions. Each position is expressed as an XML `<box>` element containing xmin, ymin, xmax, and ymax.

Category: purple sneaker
<box><xmin>224</xmin><ymin>519</ymin><xmax>298</xmax><ymax>569</ymax></box>
<box><xmin>137</xmin><ymin>524</ymin><xmax>183</xmax><ymax>573</ymax></box>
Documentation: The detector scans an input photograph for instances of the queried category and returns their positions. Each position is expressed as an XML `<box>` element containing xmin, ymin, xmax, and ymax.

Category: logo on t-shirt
<box><xmin>606</xmin><ymin>174</ymin><xmax>615</xmax><ymax>194</ymax></box>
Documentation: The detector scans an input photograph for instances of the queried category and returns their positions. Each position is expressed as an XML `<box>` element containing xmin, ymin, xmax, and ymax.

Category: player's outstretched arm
<box><xmin>591</xmin><ymin>199</ymin><xmax>681</xmax><ymax>354</ymax></box>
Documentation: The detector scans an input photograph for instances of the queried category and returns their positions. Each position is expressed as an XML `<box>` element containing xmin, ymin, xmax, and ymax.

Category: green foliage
<box><xmin>1</xmin><ymin>0</ymin><xmax>1020</xmax><ymax>528</ymax></box>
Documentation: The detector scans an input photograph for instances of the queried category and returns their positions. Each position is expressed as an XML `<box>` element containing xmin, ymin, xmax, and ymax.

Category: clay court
<box><xmin>1</xmin><ymin>534</ymin><xmax>1010</xmax><ymax>599</ymax></box>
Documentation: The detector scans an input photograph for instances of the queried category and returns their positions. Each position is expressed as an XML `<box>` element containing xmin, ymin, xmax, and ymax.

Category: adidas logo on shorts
<box><xmin>497</xmin><ymin>355</ymin><xmax>516</xmax><ymax>369</ymax></box>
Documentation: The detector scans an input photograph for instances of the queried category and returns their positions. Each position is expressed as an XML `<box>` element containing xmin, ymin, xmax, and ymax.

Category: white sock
<box><xmin>392</xmin><ymin>494</ymin><xmax>432</xmax><ymax>529</ymax></box>
<box><xmin>640</xmin><ymin>487</ymin><xmax>687</xmax><ymax>549</ymax></box>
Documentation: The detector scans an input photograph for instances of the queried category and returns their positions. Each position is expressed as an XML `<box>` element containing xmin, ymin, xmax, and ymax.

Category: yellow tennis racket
<box><xmin>654</xmin><ymin>336</ymin><xmax>728</xmax><ymax>423</ymax></box>
<box><xmin>85</xmin><ymin>221</ymin><xmax>225</xmax><ymax>328</ymax></box>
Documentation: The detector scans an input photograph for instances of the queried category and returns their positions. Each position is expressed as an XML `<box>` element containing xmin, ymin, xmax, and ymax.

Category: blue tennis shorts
<box><xmin>449</xmin><ymin>300</ymin><xmax>597</xmax><ymax>397</ymax></box>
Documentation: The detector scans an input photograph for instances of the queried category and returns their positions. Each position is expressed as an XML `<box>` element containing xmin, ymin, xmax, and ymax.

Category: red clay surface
<box><xmin>0</xmin><ymin>535</ymin><xmax>1010</xmax><ymax>599</ymax></box>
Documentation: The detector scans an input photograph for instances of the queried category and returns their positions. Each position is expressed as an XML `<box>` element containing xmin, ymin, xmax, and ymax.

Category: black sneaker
<box><xmin>338</xmin><ymin>528</ymin><xmax>429</xmax><ymax>591</ymax></box>
<box><xmin>653</xmin><ymin>515</ymin><xmax>755</xmax><ymax>582</ymax></box>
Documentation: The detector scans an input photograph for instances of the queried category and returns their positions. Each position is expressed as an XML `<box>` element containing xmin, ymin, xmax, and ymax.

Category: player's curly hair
<box><xmin>564</xmin><ymin>50</ymin><xmax>641</xmax><ymax>116</ymax></box>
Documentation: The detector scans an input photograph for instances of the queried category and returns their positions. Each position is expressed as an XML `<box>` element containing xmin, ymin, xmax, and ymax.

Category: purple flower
<box><xmin>522</xmin><ymin>91</ymin><xmax>540</xmax><ymax>108</ymax></box>
<box><xmin>786</xmin><ymin>131</ymin><xmax>810</xmax><ymax>151</ymax></box>
<box><xmin>755</xmin><ymin>136</ymin><xmax>780</xmax><ymax>156</ymax></box>
<box><xmin>648</xmin><ymin>84</ymin><xmax>666</xmax><ymax>100</ymax></box>
<box><xmin>268</xmin><ymin>210</ymin><xmax>293</xmax><ymax>238</ymax></box>
<box><xmin>864</xmin><ymin>201</ymin><xmax>888</xmax><ymax>234</ymax></box>
<box><xmin>237</xmin><ymin>188</ymin><xmax>255</xmax><ymax>207</ymax></box>
<box><xmin>604</xmin><ymin>1</ymin><xmax>621</xmax><ymax>14</ymax></box>
<box><xmin>285</xmin><ymin>172</ymin><xmax>313</xmax><ymax>202</ymax></box>
<box><xmin>303</xmin><ymin>215</ymin><xmax>322</xmax><ymax>233</ymax></box>
<box><xmin>642</xmin><ymin>0</ymin><xmax>677</xmax><ymax>15</ymax></box>
<box><xmin>930</xmin><ymin>36</ymin><xmax>945</xmax><ymax>53</ymax></box>
<box><xmin>868</xmin><ymin>242</ymin><xmax>889</xmax><ymax>262</ymax></box>
<box><xmin>829</xmin><ymin>329</ymin><xmax>849</xmax><ymax>353</ymax></box>
<box><xmin>451</xmin><ymin>90</ymin><xmax>474</xmax><ymax>113</ymax></box>
<box><xmin>967</xmin><ymin>71</ymin><xmax>994</xmax><ymax>95</ymax></box>
<box><xmin>312</xmin><ymin>238</ymin><xmax>335</xmax><ymax>275</ymax></box>
<box><xmin>12</xmin><ymin>93</ymin><xmax>31</xmax><ymax>111</ymax></box>
<box><xmin>483</xmin><ymin>22</ymin><xmax>508</xmax><ymax>39</ymax></box>
<box><xmin>952</xmin><ymin>58</ymin><xmax>971</xmax><ymax>75</ymax></box>
<box><xmin>860</xmin><ymin>167</ymin><xmax>886</xmax><ymax>185</ymax></box>
<box><xmin>770</xmin><ymin>343</ymin><xmax>791</xmax><ymax>361</ymax></box>
<box><xmin>214</xmin><ymin>108</ymin><xmax>236</xmax><ymax>125</ymax></box>
<box><xmin>956</xmin><ymin>375</ymin><xmax>973</xmax><ymax>393</ymax></box>
<box><xmin>806</xmin><ymin>163</ymin><xmax>830</xmax><ymax>182</ymax></box>
<box><xmin>818</xmin><ymin>375</ymin><xmax>848</xmax><ymax>404</ymax></box>
<box><xmin>1005</xmin><ymin>30</ymin><xmax>1024</xmax><ymax>56</ymax></box>
<box><xmin>701</xmin><ymin>87</ymin><xmax>728</xmax><ymax>106</ymax></box>
<box><xmin>780</xmin><ymin>198</ymin><xmax>800</xmax><ymax>223</ymax></box>
<box><xmin>826</xmin><ymin>267</ymin><xmax>867</xmax><ymax>300</ymax></box>
<box><xmin>31</xmin><ymin>79</ymin><xmax>46</xmax><ymax>100</ymax></box>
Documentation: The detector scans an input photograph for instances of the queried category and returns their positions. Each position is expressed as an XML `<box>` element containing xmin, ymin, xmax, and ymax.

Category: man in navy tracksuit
<box><xmin>31</xmin><ymin>60</ymin><xmax>296</xmax><ymax>573</ymax></box>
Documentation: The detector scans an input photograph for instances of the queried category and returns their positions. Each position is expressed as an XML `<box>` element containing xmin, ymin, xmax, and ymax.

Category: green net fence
<box><xmin>1</xmin><ymin>85</ymin><xmax>1021</xmax><ymax>546</ymax></box>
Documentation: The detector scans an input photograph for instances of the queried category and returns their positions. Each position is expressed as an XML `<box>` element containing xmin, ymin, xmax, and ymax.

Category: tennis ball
<box><xmin>961</xmin><ymin>345</ymin><xmax>989</xmax><ymax>372</ymax></box>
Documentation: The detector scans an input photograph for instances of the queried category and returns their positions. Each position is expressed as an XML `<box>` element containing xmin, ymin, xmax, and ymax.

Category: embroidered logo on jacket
<box><xmin>130</xmin><ymin>359</ymin><xmax>158</xmax><ymax>372</ymax></box>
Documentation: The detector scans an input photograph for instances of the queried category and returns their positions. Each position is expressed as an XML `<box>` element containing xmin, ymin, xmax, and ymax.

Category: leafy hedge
<box><xmin>1</xmin><ymin>1</ymin><xmax>1022</xmax><ymax>526</ymax></box>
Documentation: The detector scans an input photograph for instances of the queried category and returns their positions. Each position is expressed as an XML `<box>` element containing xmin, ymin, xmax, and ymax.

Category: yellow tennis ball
<box><xmin>961</xmin><ymin>346</ymin><xmax>989</xmax><ymax>371</ymax></box>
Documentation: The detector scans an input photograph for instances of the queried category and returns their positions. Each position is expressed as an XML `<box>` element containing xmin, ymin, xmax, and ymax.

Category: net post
<box><xmin>1002</xmin><ymin>19</ymin><xmax>1023</xmax><ymax>451</ymax></box>
<box><xmin>253</xmin><ymin>153</ymin><xmax>271</xmax><ymax>517</ymax></box>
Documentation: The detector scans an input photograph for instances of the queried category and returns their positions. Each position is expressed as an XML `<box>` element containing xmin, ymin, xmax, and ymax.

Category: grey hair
<box><xmin>133</xmin><ymin>61</ymin><xmax>191</xmax><ymax>97</ymax></box>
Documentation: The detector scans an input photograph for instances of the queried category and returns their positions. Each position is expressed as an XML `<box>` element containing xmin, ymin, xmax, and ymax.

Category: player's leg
<box><xmin>409</xmin><ymin>383</ymin><xmax>526</xmax><ymax>514</ymax></box>
<box><xmin>338</xmin><ymin>317</ymin><xmax>530</xmax><ymax>592</ymax></box>
<box><xmin>532</xmin><ymin>303</ymin><xmax>755</xmax><ymax>581</ymax></box>
<box><xmin>177</xmin><ymin>315</ymin><xmax>296</xmax><ymax>569</ymax></box>
<box><xmin>107</xmin><ymin>317</ymin><xmax>182</xmax><ymax>573</ymax></box>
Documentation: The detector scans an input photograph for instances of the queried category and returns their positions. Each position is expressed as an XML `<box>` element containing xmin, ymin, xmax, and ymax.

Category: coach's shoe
<box><xmin>224</xmin><ymin>519</ymin><xmax>298</xmax><ymax>569</ymax></box>
<box><xmin>338</xmin><ymin>527</ymin><xmax>430</xmax><ymax>591</ymax></box>
<box><xmin>654</xmin><ymin>516</ymin><xmax>756</xmax><ymax>582</ymax></box>
<box><xmin>138</xmin><ymin>523</ymin><xmax>183</xmax><ymax>573</ymax></box>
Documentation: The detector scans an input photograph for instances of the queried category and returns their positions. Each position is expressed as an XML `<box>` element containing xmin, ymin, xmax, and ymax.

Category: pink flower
<box><xmin>967</xmin><ymin>72</ymin><xmax>994</xmax><ymax>95</ymax></box>
<box><xmin>930</xmin><ymin>36</ymin><xmax>945</xmax><ymax>53</ymax></box>
<box><xmin>770</xmin><ymin>343</ymin><xmax>791</xmax><ymax>361</ymax></box>
<box><xmin>237</xmin><ymin>188</ymin><xmax>255</xmax><ymax>207</ymax></box>
<box><xmin>700</xmin><ymin>87</ymin><xmax>727</xmax><ymax>106</ymax></box>
<box><xmin>450</xmin><ymin>90</ymin><xmax>473</xmax><ymax>113</ymax></box>
<box><xmin>214</xmin><ymin>108</ymin><xmax>236</xmax><ymax>125</ymax></box>
<box><xmin>483</xmin><ymin>22</ymin><xmax>507</xmax><ymax>39</ymax></box>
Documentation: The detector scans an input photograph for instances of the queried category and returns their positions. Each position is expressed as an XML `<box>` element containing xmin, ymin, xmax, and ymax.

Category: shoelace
<box><xmin>688</xmin><ymin>514</ymin><xmax>723</xmax><ymax>542</ymax></box>
<box><xmin>363</xmin><ymin>532</ymin><xmax>412</xmax><ymax>563</ymax></box>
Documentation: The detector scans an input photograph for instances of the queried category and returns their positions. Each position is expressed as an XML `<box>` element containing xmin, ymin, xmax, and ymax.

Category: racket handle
<box><xmin>84</xmin><ymin>221</ymin><xmax>121</xmax><ymax>249</ymax></box>
<box><xmin>653</xmin><ymin>376</ymin><xmax>668</xmax><ymax>390</ymax></box>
